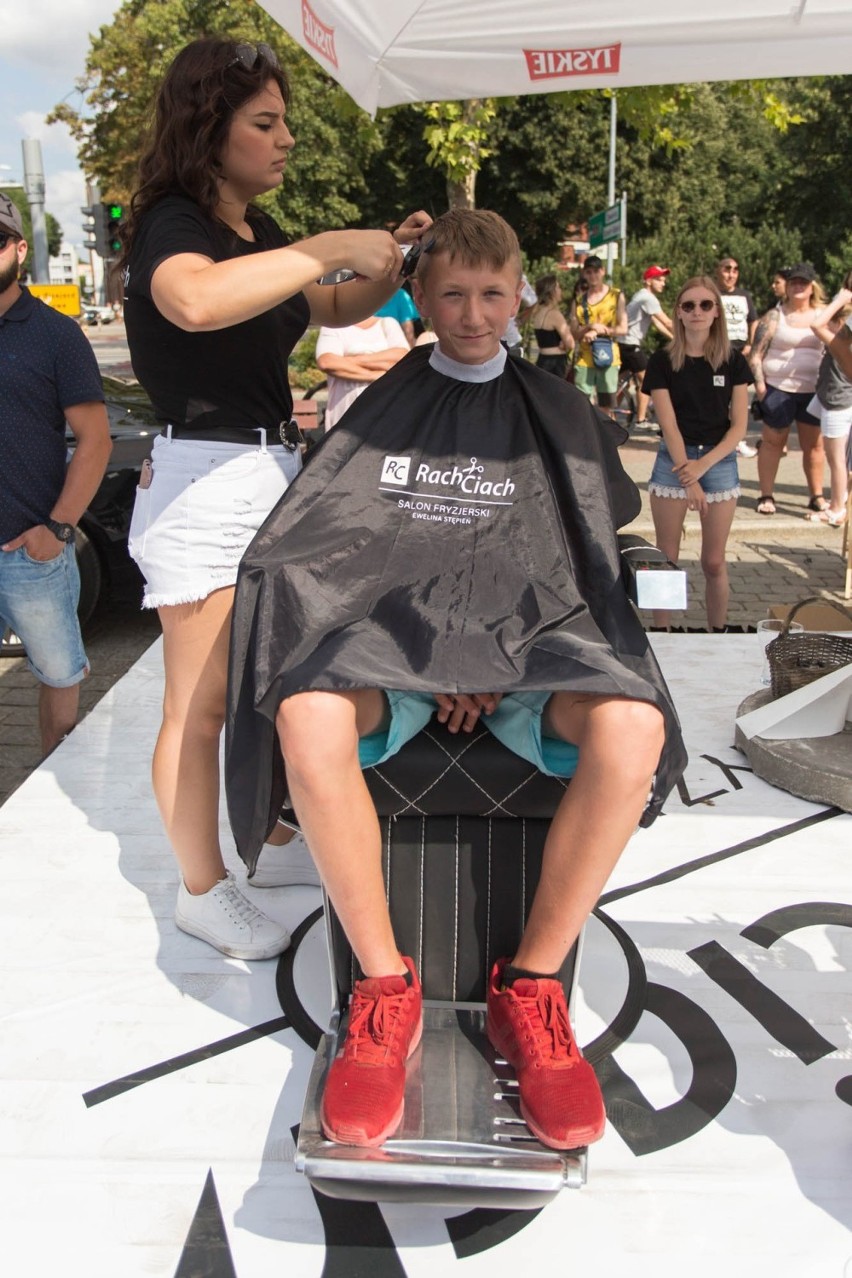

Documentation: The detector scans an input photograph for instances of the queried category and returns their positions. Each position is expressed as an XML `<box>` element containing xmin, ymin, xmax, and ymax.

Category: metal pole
<box><xmin>606</xmin><ymin>93</ymin><xmax>616</xmax><ymax>279</ymax></box>
<box><xmin>22</xmin><ymin>139</ymin><xmax>49</xmax><ymax>284</ymax></box>
<box><xmin>621</xmin><ymin>189</ymin><xmax>627</xmax><ymax>268</ymax></box>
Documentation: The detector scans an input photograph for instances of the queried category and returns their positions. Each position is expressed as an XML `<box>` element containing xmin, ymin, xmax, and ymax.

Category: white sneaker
<box><xmin>249</xmin><ymin>830</ymin><xmax>321</xmax><ymax>889</ymax></box>
<box><xmin>175</xmin><ymin>872</ymin><xmax>291</xmax><ymax>959</ymax></box>
<box><xmin>737</xmin><ymin>439</ymin><xmax>758</xmax><ymax>458</ymax></box>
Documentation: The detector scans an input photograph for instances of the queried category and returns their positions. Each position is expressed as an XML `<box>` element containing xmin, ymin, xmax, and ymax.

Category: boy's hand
<box><xmin>435</xmin><ymin>692</ymin><xmax>503</xmax><ymax>734</ymax></box>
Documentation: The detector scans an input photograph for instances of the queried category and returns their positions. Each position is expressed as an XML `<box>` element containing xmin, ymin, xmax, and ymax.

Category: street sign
<box><xmin>28</xmin><ymin>283</ymin><xmax>82</xmax><ymax>317</ymax></box>
<box><xmin>587</xmin><ymin>202</ymin><xmax>623</xmax><ymax>249</ymax></box>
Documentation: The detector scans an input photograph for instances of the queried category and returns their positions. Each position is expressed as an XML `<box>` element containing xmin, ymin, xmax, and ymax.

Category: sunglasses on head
<box><xmin>680</xmin><ymin>299</ymin><xmax>716</xmax><ymax>313</ymax></box>
<box><xmin>0</xmin><ymin>230</ymin><xmax>20</xmax><ymax>252</ymax></box>
<box><xmin>228</xmin><ymin>42</ymin><xmax>280</xmax><ymax>72</ymax></box>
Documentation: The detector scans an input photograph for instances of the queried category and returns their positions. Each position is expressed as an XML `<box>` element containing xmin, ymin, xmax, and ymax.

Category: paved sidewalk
<box><xmin>619</xmin><ymin>427</ymin><xmax>850</xmax><ymax>629</ymax></box>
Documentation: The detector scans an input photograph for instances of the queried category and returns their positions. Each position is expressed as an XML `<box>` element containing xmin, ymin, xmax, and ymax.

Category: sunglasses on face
<box><xmin>228</xmin><ymin>42</ymin><xmax>280</xmax><ymax>71</ymax></box>
<box><xmin>680</xmin><ymin>299</ymin><xmax>716</xmax><ymax>313</ymax></box>
<box><xmin>0</xmin><ymin>230</ymin><xmax>20</xmax><ymax>252</ymax></box>
<box><xmin>720</xmin><ymin>265</ymin><xmax>739</xmax><ymax>273</ymax></box>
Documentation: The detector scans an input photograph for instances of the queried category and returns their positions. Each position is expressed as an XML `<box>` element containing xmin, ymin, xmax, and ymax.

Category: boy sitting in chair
<box><xmin>227</xmin><ymin>209</ymin><xmax>686</xmax><ymax>1152</ymax></box>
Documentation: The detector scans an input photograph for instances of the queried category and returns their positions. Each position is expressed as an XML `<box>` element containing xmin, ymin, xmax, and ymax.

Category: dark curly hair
<box><xmin>119</xmin><ymin>38</ymin><xmax>289</xmax><ymax>267</ymax></box>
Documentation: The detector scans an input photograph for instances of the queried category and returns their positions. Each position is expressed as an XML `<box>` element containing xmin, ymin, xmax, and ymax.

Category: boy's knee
<box><xmin>276</xmin><ymin>691</ymin><xmax>354</xmax><ymax>770</ymax></box>
<box><xmin>582</xmin><ymin>695</ymin><xmax>664</xmax><ymax>767</ymax></box>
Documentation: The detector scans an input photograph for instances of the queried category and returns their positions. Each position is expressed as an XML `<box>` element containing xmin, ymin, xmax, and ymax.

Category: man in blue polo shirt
<box><xmin>0</xmin><ymin>192</ymin><xmax>111</xmax><ymax>754</ymax></box>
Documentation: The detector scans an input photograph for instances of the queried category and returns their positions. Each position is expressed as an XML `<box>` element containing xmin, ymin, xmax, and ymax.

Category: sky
<box><xmin>1</xmin><ymin>1</ymin><xmax>121</xmax><ymax>251</ymax></box>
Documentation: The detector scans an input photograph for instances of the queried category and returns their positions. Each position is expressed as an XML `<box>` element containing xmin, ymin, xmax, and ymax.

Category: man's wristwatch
<box><xmin>45</xmin><ymin>518</ymin><xmax>75</xmax><ymax>544</ymax></box>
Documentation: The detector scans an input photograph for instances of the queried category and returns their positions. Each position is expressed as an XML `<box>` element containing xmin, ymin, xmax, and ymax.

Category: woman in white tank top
<box><xmin>750</xmin><ymin>264</ymin><xmax>827</xmax><ymax>516</ymax></box>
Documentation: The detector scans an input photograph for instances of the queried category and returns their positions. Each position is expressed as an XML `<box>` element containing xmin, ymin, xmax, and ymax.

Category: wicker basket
<box><xmin>767</xmin><ymin>596</ymin><xmax>852</xmax><ymax>698</ymax></box>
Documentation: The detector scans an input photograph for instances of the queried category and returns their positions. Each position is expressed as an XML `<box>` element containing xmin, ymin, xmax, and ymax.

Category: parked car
<box><xmin>82</xmin><ymin>306</ymin><xmax>116</xmax><ymax>325</ymax></box>
<box><xmin>1</xmin><ymin>377</ymin><xmax>156</xmax><ymax>658</ymax></box>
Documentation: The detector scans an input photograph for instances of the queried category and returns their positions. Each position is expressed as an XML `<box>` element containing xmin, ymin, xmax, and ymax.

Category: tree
<box><xmin>48</xmin><ymin>0</ymin><xmax>382</xmax><ymax>240</ymax></box>
<box><xmin>421</xmin><ymin>98</ymin><xmax>497</xmax><ymax>208</ymax></box>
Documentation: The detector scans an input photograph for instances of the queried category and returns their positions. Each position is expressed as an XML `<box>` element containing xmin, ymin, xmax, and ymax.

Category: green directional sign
<box><xmin>588</xmin><ymin>202</ymin><xmax>623</xmax><ymax>249</ymax></box>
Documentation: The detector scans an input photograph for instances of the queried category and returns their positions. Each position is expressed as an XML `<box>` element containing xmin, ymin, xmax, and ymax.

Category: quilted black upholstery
<box><xmin>363</xmin><ymin>716</ymin><xmax>568</xmax><ymax>818</ymax></box>
<box><xmin>328</xmin><ymin>813</ymin><xmax>576</xmax><ymax>1004</ymax></box>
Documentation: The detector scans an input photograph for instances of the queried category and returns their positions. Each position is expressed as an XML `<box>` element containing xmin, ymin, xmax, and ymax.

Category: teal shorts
<box><xmin>358</xmin><ymin>690</ymin><xmax>580</xmax><ymax>778</ymax></box>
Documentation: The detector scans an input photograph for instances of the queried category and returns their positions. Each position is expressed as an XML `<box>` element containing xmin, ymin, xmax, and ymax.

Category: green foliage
<box><xmin>288</xmin><ymin>326</ymin><xmax>318</xmax><ymax>373</ymax></box>
<box><xmin>422</xmin><ymin>99</ymin><xmax>497</xmax><ymax>206</ymax></box>
<box><xmin>48</xmin><ymin>0</ymin><xmax>382</xmax><ymax>239</ymax></box>
<box><xmin>54</xmin><ymin>9</ymin><xmax>850</xmax><ymax>291</ymax></box>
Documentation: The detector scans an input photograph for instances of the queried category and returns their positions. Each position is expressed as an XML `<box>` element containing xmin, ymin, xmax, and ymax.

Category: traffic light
<box><xmin>104</xmin><ymin>201</ymin><xmax>124</xmax><ymax>256</ymax></box>
<box><xmin>81</xmin><ymin>203</ymin><xmax>108</xmax><ymax>256</ymax></box>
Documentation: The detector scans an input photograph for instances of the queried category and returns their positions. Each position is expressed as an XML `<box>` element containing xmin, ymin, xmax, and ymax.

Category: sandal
<box><xmin>826</xmin><ymin>508</ymin><xmax>848</xmax><ymax>528</ymax></box>
<box><xmin>756</xmin><ymin>495</ymin><xmax>776</xmax><ymax>515</ymax></box>
<box><xmin>807</xmin><ymin>495</ymin><xmax>829</xmax><ymax>513</ymax></box>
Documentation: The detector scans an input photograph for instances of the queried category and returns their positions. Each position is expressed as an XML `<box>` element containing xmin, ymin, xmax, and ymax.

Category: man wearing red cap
<box><xmin>618</xmin><ymin>265</ymin><xmax>673</xmax><ymax>427</ymax></box>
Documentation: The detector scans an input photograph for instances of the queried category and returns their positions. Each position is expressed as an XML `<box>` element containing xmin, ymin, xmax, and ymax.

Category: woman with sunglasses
<box><xmin>750</xmin><ymin>264</ymin><xmax>826</xmax><ymax>517</ymax></box>
<box><xmin>644</xmin><ymin>277</ymin><xmax>751</xmax><ymax>632</ymax></box>
<box><xmin>120</xmin><ymin>37</ymin><xmax>430</xmax><ymax>961</ymax></box>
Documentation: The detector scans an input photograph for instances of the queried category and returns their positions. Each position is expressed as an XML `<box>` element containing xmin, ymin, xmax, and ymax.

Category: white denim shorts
<box><xmin>128</xmin><ymin>431</ymin><xmax>301</xmax><ymax>608</ymax></box>
<box><xmin>806</xmin><ymin>394</ymin><xmax>852</xmax><ymax>440</ymax></box>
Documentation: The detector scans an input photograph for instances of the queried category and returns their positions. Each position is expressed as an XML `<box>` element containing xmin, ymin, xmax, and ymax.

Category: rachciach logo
<box><xmin>524</xmin><ymin>43</ymin><xmax>621</xmax><ymax>81</ymax></box>
<box><xmin>380</xmin><ymin>455</ymin><xmax>516</xmax><ymax>500</ymax></box>
<box><xmin>302</xmin><ymin>0</ymin><xmax>338</xmax><ymax>67</ymax></box>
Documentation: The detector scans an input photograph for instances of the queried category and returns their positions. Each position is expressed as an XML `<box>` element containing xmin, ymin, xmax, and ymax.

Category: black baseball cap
<box><xmin>787</xmin><ymin>262</ymin><xmax>817</xmax><ymax>283</ymax></box>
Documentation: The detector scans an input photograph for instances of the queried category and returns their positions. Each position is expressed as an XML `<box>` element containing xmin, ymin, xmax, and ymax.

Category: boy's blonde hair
<box><xmin>416</xmin><ymin>208</ymin><xmax>522</xmax><ymax>283</ymax></box>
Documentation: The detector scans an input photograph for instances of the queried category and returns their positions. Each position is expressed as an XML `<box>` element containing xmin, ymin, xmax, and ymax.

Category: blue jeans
<box><xmin>0</xmin><ymin>543</ymin><xmax>87</xmax><ymax>685</ymax></box>
<box><xmin>649</xmin><ymin>443</ymin><xmax>740</xmax><ymax>501</ymax></box>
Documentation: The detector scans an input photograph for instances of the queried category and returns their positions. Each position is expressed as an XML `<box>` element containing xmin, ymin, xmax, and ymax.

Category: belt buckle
<box><xmin>279</xmin><ymin>419</ymin><xmax>305</xmax><ymax>451</ymax></box>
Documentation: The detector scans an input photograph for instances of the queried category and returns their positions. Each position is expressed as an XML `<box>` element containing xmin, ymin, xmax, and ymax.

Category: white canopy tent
<box><xmin>260</xmin><ymin>1</ymin><xmax>852</xmax><ymax>114</ymax></box>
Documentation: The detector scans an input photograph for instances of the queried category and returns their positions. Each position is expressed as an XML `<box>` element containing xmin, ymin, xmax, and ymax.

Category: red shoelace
<box><xmin>343</xmin><ymin>979</ymin><xmax>409</xmax><ymax>1065</ymax></box>
<box><xmin>515</xmin><ymin>982</ymin><xmax>578</xmax><ymax>1067</ymax></box>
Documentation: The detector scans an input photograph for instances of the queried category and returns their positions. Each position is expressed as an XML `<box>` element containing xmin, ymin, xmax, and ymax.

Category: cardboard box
<box><xmin>768</xmin><ymin>602</ymin><xmax>852</xmax><ymax>633</ymax></box>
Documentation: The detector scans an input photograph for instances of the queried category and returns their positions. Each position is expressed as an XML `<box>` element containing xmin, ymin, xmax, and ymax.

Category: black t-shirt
<box><xmin>123</xmin><ymin>196</ymin><xmax>310</xmax><ymax>433</ymax></box>
<box><xmin>643</xmin><ymin>349</ymin><xmax>752</xmax><ymax>446</ymax></box>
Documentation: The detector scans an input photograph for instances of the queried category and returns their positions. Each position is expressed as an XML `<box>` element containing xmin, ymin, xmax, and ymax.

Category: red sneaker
<box><xmin>321</xmin><ymin>955</ymin><xmax>423</xmax><ymax>1147</ymax></box>
<box><xmin>487</xmin><ymin>959</ymin><xmax>606</xmax><ymax>1150</ymax></box>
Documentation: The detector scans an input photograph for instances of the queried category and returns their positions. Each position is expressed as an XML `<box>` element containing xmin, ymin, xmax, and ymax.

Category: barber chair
<box><xmin>294</xmin><ymin>722</ymin><xmax>588</xmax><ymax>1209</ymax></box>
<box><xmin>294</xmin><ymin>534</ymin><xmax>667</xmax><ymax>1208</ymax></box>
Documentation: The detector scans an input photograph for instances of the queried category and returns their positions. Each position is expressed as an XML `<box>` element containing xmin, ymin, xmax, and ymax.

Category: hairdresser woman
<box><xmin>121</xmin><ymin>38</ymin><xmax>430</xmax><ymax>961</ymax></box>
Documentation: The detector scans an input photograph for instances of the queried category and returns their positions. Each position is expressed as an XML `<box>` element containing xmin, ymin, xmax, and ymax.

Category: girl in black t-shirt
<box><xmin>644</xmin><ymin>275</ymin><xmax>751</xmax><ymax>632</ymax></box>
<box><xmin>119</xmin><ymin>38</ymin><xmax>431</xmax><ymax>961</ymax></box>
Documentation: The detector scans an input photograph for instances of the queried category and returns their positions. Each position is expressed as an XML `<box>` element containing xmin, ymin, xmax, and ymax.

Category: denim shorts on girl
<box><xmin>128</xmin><ymin>431</ymin><xmax>302</xmax><ymax>608</ymax></box>
<box><xmin>358</xmin><ymin>690</ymin><xmax>580</xmax><ymax>778</ymax></box>
<box><xmin>0</xmin><ymin>543</ymin><xmax>87</xmax><ymax>686</ymax></box>
<box><xmin>759</xmin><ymin>385</ymin><xmax>820</xmax><ymax>429</ymax></box>
<box><xmin>806</xmin><ymin>394</ymin><xmax>852</xmax><ymax>440</ymax></box>
<box><xmin>649</xmin><ymin>442</ymin><xmax>740</xmax><ymax>502</ymax></box>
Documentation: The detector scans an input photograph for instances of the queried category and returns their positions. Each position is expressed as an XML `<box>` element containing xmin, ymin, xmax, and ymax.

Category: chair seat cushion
<box><xmin>363</xmin><ymin>718</ymin><xmax>569</xmax><ymax>819</ymax></box>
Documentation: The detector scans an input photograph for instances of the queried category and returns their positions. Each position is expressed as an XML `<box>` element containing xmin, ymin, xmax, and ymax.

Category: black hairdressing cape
<box><xmin>226</xmin><ymin>345</ymin><xmax>686</xmax><ymax>870</ymax></box>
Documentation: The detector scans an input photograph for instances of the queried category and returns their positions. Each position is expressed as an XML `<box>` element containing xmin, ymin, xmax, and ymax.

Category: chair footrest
<box><xmin>296</xmin><ymin>1005</ymin><xmax>588</xmax><ymax>1208</ymax></box>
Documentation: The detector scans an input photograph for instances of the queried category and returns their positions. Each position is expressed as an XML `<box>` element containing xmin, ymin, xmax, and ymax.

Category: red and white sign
<box><xmin>524</xmin><ymin>43</ymin><xmax>621</xmax><ymax>81</ymax></box>
<box><xmin>302</xmin><ymin>0</ymin><xmax>338</xmax><ymax>67</ymax></box>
